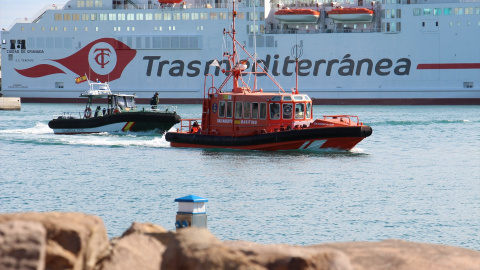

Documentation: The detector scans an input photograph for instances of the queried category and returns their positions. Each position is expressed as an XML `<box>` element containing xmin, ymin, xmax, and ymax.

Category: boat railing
<box><xmin>177</xmin><ymin>118</ymin><xmax>202</xmax><ymax>133</ymax></box>
<box><xmin>148</xmin><ymin>105</ymin><xmax>177</xmax><ymax>113</ymax></box>
<box><xmin>54</xmin><ymin>112</ymin><xmax>84</xmax><ymax>120</ymax></box>
<box><xmin>323</xmin><ymin>115</ymin><xmax>361</xmax><ymax>125</ymax></box>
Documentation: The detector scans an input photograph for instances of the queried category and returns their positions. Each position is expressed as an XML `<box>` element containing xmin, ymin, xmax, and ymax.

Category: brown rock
<box><xmin>121</xmin><ymin>222</ymin><xmax>167</xmax><ymax>237</ymax></box>
<box><xmin>0</xmin><ymin>212</ymin><xmax>109</xmax><ymax>270</ymax></box>
<box><xmin>98</xmin><ymin>233</ymin><xmax>165</xmax><ymax>270</ymax></box>
<box><xmin>313</xmin><ymin>239</ymin><xmax>480</xmax><ymax>270</ymax></box>
<box><xmin>0</xmin><ymin>220</ymin><xmax>46</xmax><ymax>270</ymax></box>
<box><xmin>154</xmin><ymin>227</ymin><xmax>266</xmax><ymax>270</ymax></box>
<box><xmin>225</xmin><ymin>241</ymin><xmax>353</xmax><ymax>270</ymax></box>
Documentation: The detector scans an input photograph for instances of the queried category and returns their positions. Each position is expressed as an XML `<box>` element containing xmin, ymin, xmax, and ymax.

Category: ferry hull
<box><xmin>166</xmin><ymin>125</ymin><xmax>372</xmax><ymax>151</ymax></box>
<box><xmin>1</xmin><ymin>1</ymin><xmax>479</xmax><ymax>104</ymax></box>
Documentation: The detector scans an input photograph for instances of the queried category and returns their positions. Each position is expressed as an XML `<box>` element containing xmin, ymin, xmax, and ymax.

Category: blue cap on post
<box><xmin>174</xmin><ymin>195</ymin><xmax>209</xmax><ymax>203</ymax></box>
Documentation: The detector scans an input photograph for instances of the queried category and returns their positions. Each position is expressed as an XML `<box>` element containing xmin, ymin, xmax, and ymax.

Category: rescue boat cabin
<box><xmin>199</xmin><ymin>91</ymin><xmax>313</xmax><ymax>137</ymax></box>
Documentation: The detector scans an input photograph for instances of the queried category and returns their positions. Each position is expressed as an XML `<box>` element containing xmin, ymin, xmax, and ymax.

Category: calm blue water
<box><xmin>1</xmin><ymin>104</ymin><xmax>479</xmax><ymax>250</ymax></box>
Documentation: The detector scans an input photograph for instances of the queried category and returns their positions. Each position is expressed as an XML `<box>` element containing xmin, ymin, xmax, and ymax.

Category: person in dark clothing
<box><xmin>150</xmin><ymin>92</ymin><xmax>159</xmax><ymax>108</ymax></box>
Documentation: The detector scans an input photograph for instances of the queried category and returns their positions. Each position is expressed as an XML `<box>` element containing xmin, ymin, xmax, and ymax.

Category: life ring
<box><xmin>84</xmin><ymin>108</ymin><xmax>92</xmax><ymax>118</ymax></box>
<box><xmin>113</xmin><ymin>108</ymin><xmax>121</xmax><ymax>114</ymax></box>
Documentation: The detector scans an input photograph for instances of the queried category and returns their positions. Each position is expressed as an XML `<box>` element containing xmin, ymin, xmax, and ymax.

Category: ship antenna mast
<box><xmin>291</xmin><ymin>44</ymin><xmax>302</xmax><ymax>94</ymax></box>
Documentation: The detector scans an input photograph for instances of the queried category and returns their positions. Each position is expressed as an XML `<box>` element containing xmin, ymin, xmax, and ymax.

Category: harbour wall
<box><xmin>0</xmin><ymin>97</ymin><xmax>21</xmax><ymax>110</ymax></box>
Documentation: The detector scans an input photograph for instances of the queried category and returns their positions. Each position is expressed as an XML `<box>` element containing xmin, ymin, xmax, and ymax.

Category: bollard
<box><xmin>174</xmin><ymin>195</ymin><xmax>208</xmax><ymax>230</ymax></box>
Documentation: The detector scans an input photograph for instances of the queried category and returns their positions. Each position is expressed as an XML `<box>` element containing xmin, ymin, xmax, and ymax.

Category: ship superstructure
<box><xmin>1</xmin><ymin>0</ymin><xmax>479</xmax><ymax>104</ymax></box>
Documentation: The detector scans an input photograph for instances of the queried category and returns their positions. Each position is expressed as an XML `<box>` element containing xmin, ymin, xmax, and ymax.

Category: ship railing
<box><xmin>323</xmin><ymin>115</ymin><xmax>362</xmax><ymax>126</ymax></box>
<box><xmin>148</xmin><ymin>105</ymin><xmax>177</xmax><ymax>113</ymax></box>
<box><xmin>7</xmin><ymin>4</ymin><xmax>64</xmax><ymax>30</ymax></box>
<box><xmin>177</xmin><ymin>118</ymin><xmax>202</xmax><ymax>133</ymax></box>
<box><xmin>53</xmin><ymin>112</ymin><xmax>83</xmax><ymax>120</ymax></box>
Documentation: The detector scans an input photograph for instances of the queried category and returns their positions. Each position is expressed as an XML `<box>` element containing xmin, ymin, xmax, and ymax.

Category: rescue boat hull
<box><xmin>166</xmin><ymin>125</ymin><xmax>372</xmax><ymax>151</ymax></box>
<box><xmin>49</xmin><ymin>112</ymin><xmax>181</xmax><ymax>134</ymax></box>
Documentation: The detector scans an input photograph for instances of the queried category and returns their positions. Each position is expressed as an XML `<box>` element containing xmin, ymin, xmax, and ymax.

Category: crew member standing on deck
<box><xmin>150</xmin><ymin>92</ymin><xmax>159</xmax><ymax>109</ymax></box>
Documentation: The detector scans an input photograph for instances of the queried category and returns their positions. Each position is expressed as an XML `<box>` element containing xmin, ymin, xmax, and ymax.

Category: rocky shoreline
<box><xmin>1</xmin><ymin>212</ymin><xmax>479</xmax><ymax>270</ymax></box>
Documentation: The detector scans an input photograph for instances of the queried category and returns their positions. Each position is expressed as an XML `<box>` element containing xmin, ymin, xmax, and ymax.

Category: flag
<box><xmin>75</xmin><ymin>75</ymin><xmax>87</xmax><ymax>84</ymax></box>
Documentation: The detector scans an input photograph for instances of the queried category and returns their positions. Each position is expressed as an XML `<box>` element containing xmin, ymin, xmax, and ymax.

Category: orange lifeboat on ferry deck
<box><xmin>158</xmin><ymin>0</ymin><xmax>183</xmax><ymax>4</ymax></box>
<box><xmin>274</xmin><ymin>8</ymin><xmax>320</xmax><ymax>23</ymax></box>
<box><xmin>327</xmin><ymin>7</ymin><xmax>374</xmax><ymax>22</ymax></box>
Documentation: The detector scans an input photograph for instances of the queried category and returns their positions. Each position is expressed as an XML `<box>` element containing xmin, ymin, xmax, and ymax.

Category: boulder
<box><xmin>0</xmin><ymin>212</ymin><xmax>109</xmax><ymax>270</ymax></box>
<box><xmin>97</xmin><ymin>233</ymin><xmax>165</xmax><ymax>270</ymax></box>
<box><xmin>0</xmin><ymin>220</ymin><xmax>46</xmax><ymax>270</ymax></box>
<box><xmin>225</xmin><ymin>240</ymin><xmax>352</xmax><ymax>270</ymax></box>
<box><xmin>121</xmin><ymin>221</ymin><xmax>167</xmax><ymax>237</ymax></box>
<box><xmin>154</xmin><ymin>227</ymin><xmax>266</xmax><ymax>270</ymax></box>
<box><xmin>312</xmin><ymin>239</ymin><xmax>480</xmax><ymax>270</ymax></box>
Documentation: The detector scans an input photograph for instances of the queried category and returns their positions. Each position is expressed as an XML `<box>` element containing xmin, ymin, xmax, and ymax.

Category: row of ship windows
<box><xmin>218</xmin><ymin>101</ymin><xmax>312</xmax><ymax>121</ymax></box>
<box><xmin>413</xmin><ymin>7</ymin><xmax>480</xmax><ymax>16</ymax></box>
<box><xmin>382</xmin><ymin>20</ymin><xmax>480</xmax><ymax>32</ymax></box>
<box><xmin>54</xmin><ymin>11</ymin><xmax>265</xmax><ymax>22</ymax></box>
<box><xmin>20</xmin><ymin>23</ymin><xmax>266</xmax><ymax>35</ymax></box>
<box><xmin>6</xmin><ymin>35</ymin><xmax>201</xmax><ymax>50</ymax></box>
<box><xmin>89</xmin><ymin>0</ymin><xmax>266</xmax><ymax>8</ymax></box>
<box><xmin>8</xmin><ymin>35</ymin><xmax>276</xmax><ymax>51</ymax></box>
<box><xmin>76</xmin><ymin>0</ymin><xmax>103</xmax><ymax>8</ymax></box>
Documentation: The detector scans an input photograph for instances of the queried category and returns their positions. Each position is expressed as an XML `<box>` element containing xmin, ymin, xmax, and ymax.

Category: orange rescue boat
<box><xmin>327</xmin><ymin>7</ymin><xmax>374</xmax><ymax>22</ymax></box>
<box><xmin>274</xmin><ymin>8</ymin><xmax>320</xmax><ymax>23</ymax></box>
<box><xmin>165</xmin><ymin>1</ymin><xmax>372</xmax><ymax>151</ymax></box>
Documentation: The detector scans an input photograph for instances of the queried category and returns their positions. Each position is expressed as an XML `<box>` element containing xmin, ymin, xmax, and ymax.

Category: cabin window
<box><xmin>126</xmin><ymin>97</ymin><xmax>136</xmax><ymax>108</ymax></box>
<box><xmin>269</xmin><ymin>103</ymin><xmax>280</xmax><ymax>120</ymax></box>
<box><xmin>283</xmin><ymin>104</ymin><xmax>293</xmax><ymax>119</ymax></box>
<box><xmin>259</xmin><ymin>103</ymin><xmax>267</xmax><ymax>120</ymax></box>
<box><xmin>251</xmin><ymin>102</ymin><xmax>259</xmax><ymax>119</ymax></box>
<box><xmin>235</xmin><ymin>102</ymin><xmax>243</xmax><ymax>118</ymax></box>
<box><xmin>444</xmin><ymin>8</ymin><xmax>452</xmax><ymax>15</ymax></box>
<box><xmin>244</xmin><ymin>102</ymin><xmax>251</xmax><ymax>119</ymax></box>
<box><xmin>271</xmin><ymin>96</ymin><xmax>281</xmax><ymax>101</ymax></box>
<box><xmin>226</xmin><ymin>101</ymin><xmax>233</xmax><ymax>118</ymax></box>
<box><xmin>219</xmin><ymin>101</ymin><xmax>225</xmax><ymax>117</ymax></box>
<box><xmin>295</xmin><ymin>103</ymin><xmax>305</xmax><ymax>119</ymax></box>
<box><xmin>282</xmin><ymin>96</ymin><xmax>292</xmax><ymax>101</ymax></box>
<box><xmin>116</xmin><ymin>97</ymin><xmax>126</xmax><ymax>109</ymax></box>
<box><xmin>306</xmin><ymin>103</ymin><xmax>311</xmax><ymax>119</ymax></box>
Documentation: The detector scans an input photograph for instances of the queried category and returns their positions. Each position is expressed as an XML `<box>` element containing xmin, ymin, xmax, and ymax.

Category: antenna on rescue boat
<box><xmin>291</xmin><ymin>44</ymin><xmax>303</xmax><ymax>94</ymax></box>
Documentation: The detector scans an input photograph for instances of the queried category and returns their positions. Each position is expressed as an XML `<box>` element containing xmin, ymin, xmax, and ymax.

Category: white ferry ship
<box><xmin>1</xmin><ymin>0</ymin><xmax>479</xmax><ymax>104</ymax></box>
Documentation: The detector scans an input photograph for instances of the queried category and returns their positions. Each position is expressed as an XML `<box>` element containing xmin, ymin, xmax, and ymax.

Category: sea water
<box><xmin>1</xmin><ymin>104</ymin><xmax>479</xmax><ymax>250</ymax></box>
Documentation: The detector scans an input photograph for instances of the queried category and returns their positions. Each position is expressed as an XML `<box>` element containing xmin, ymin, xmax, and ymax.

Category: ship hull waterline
<box><xmin>48</xmin><ymin>112</ymin><xmax>181</xmax><ymax>135</ymax></box>
<box><xmin>166</xmin><ymin>125</ymin><xmax>373</xmax><ymax>151</ymax></box>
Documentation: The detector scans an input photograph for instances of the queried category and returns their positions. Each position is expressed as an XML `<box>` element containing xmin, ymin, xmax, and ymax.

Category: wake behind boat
<box><xmin>48</xmin><ymin>78</ymin><xmax>181</xmax><ymax>134</ymax></box>
<box><xmin>165</xmin><ymin>1</ymin><xmax>372</xmax><ymax>151</ymax></box>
